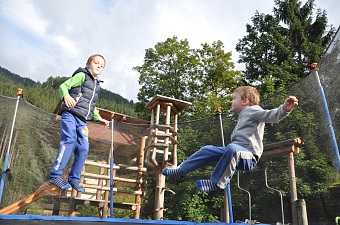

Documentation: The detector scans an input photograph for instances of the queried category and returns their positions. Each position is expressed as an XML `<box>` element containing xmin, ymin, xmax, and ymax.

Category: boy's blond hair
<box><xmin>234</xmin><ymin>86</ymin><xmax>260</xmax><ymax>106</ymax></box>
<box><xmin>86</xmin><ymin>54</ymin><xmax>106</xmax><ymax>68</ymax></box>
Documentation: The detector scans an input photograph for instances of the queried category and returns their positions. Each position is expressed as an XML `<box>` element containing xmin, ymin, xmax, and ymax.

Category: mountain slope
<box><xmin>0</xmin><ymin>66</ymin><xmax>136</xmax><ymax>116</ymax></box>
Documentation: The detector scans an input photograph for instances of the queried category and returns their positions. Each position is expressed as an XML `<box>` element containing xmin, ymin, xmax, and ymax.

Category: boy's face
<box><xmin>231</xmin><ymin>92</ymin><xmax>249</xmax><ymax>113</ymax></box>
<box><xmin>87</xmin><ymin>56</ymin><xmax>105</xmax><ymax>76</ymax></box>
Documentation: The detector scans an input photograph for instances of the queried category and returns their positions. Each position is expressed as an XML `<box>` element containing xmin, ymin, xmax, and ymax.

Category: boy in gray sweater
<box><xmin>162</xmin><ymin>86</ymin><xmax>298</xmax><ymax>192</ymax></box>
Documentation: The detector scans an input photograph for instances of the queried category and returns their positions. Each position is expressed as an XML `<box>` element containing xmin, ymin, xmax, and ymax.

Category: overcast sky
<box><xmin>1</xmin><ymin>0</ymin><xmax>339</xmax><ymax>102</ymax></box>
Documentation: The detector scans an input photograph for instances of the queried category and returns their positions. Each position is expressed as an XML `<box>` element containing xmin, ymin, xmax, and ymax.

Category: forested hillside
<box><xmin>0</xmin><ymin>66</ymin><xmax>137</xmax><ymax>117</ymax></box>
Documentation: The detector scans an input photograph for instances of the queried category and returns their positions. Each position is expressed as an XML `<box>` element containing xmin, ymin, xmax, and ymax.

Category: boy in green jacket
<box><xmin>48</xmin><ymin>54</ymin><xmax>109</xmax><ymax>192</ymax></box>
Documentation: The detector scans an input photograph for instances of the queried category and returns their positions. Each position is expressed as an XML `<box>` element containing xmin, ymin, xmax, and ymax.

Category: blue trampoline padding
<box><xmin>0</xmin><ymin>214</ymin><xmax>270</xmax><ymax>225</ymax></box>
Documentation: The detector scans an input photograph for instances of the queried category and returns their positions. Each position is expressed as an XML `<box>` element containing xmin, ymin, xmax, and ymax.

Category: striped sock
<box><xmin>70</xmin><ymin>183</ymin><xmax>84</xmax><ymax>193</ymax></box>
<box><xmin>196</xmin><ymin>179</ymin><xmax>221</xmax><ymax>192</ymax></box>
<box><xmin>162</xmin><ymin>168</ymin><xmax>185</xmax><ymax>178</ymax></box>
<box><xmin>49</xmin><ymin>178</ymin><xmax>71</xmax><ymax>190</ymax></box>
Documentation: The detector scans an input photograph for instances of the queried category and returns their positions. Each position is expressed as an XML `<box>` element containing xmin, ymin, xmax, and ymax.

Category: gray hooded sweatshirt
<box><xmin>230</xmin><ymin>104</ymin><xmax>289</xmax><ymax>159</ymax></box>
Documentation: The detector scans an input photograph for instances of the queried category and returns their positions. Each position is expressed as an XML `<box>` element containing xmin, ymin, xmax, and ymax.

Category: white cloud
<box><xmin>53</xmin><ymin>36</ymin><xmax>80</xmax><ymax>55</ymax></box>
<box><xmin>0</xmin><ymin>0</ymin><xmax>339</xmax><ymax>103</ymax></box>
<box><xmin>1</xmin><ymin>0</ymin><xmax>48</xmax><ymax>37</ymax></box>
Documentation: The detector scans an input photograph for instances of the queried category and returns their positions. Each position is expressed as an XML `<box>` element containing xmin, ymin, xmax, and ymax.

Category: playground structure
<box><xmin>144</xmin><ymin>95</ymin><xmax>192</xmax><ymax>220</ymax></box>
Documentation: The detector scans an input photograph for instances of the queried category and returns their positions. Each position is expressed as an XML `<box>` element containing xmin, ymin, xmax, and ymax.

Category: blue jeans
<box><xmin>49</xmin><ymin>111</ymin><xmax>89</xmax><ymax>185</ymax></box>
<box><xmin>180</xmin><ymin>143</ymin><xmax>258</xmax><ymax>189</ymax></box>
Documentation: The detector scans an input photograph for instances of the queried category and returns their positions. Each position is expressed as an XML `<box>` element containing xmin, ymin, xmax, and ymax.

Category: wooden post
<box><xmin>154</xmin><ymin>166</ymin><xmax>165</xmax><ymax>220</ymax></box>
<box><xmin>68</xmin><ymin>198</ymin><xmax>77</xmax><ymax>216</ymax></box>
<box><xmin>102</xmin><ymin>163</ymin><xmax>109</xmax><ymax>218</ymax></box>
<box><xmin>134</xmin><ymin>136</ymin><xmax>147</xmax><ymax>219</ymax></box>
<box><xmin>173</xmin><ymin>114</ymin><xmax>178</xmax><ymax>167</ymax></box>
<box><xmin>223</xmin><ymin>190</ymin><xmax>230</xmax><ymax>222</ymax></box>
<box><xmin>52</xmin><ymin>198</ymin><xmax>61</xmax><ymax>215</ymax></box>
<box><xmin>295</xmin><ymin>199</ymin><xmax>308</xmax><ymax>225</ymax></box>
<box><xmin>288</xmin><ymin>152</ymin><xmax>298</xmax><ymax>225</ymax></box>
<box><xmin>163</xmin><ymin>103</ymin><xmax>172</xmax><ymax>165</ymax></box>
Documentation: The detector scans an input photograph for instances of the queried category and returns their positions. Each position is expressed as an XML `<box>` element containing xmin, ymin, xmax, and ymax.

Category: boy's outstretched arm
<box><xmin>284</xmin><ymin>96</ymin><xmax>298</xmax><ymax>112</ymax></box>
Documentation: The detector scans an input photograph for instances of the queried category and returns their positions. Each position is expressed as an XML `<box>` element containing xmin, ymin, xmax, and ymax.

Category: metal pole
<box><xmin>0</xmin><ymin>88</ymin><xmax>22</xmax><ymax>204</ymax></box>
<box><xmin>265</xmin><ymin>161</ymin><xmax>284</xmax><ymax>225</ymax></box>
<box><xmin>109</xmin><ymin>118</ymin><xmax>115</xmax><ymax>217</ymax></box>
<box><xmin>217</xmin><ymin>107</ymin><xmax>233</xmax><ymax>223</ymax></box>
<box><xmin>237</xmin><ymin>171</ymin><xmax>251</xmax><ymax>221</ymax></box>
<box><xmin>217</xmin><ymin>107</ymin><xmax>225</xmax><ymax>147</ymax></box>
<box><xmin>335</xmin><ymin>216</ymin><xmax>340</xmax><ymax>225</ymax></box>
<box><xmin>288</xmin><ymin>152</ymin><xmax>298</xmax><ymax>225</ymax></box>
<box><xmin>314</xmin><ymin>67</ymin><xmax>340</xmax><ymax>170</ymax></box>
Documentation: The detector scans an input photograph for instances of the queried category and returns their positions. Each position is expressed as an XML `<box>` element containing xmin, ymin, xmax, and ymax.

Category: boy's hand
<box><xmin>64</xmin><ymin>95</ymin><xmax>76</xmax><ymax>108</ymax></box>
<box><xmin>284</xmin><ymin>96</ymin><xmax>298</xmax><ymax>112</ymax></box>
<box><xmin>98</xmin><ymin>118</ymin><xmax>110</xmax><ymax>127</ymax></box>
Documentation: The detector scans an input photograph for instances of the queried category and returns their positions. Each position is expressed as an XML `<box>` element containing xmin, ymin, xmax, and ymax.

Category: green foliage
<box><xmin>77</xmin><ymin>205</ymin><xmax>99</xmax><ymax>217</ymax></box>
<box><xmin>236</xmin><ymin>0</ymin><xmax>335</xmax><ymax>97</ymax></box>
<box><xmin>98</xmin><ymin>88</ymin><xmax>136</xmax><ymax>117</ymax></box>
<box><xmin>0</xmin><ymin>67</ymin><xmax>36</xmax><ymax>86</ymax></box>
<box><xmin>134</xmin><ymin>36</ymin><xmax>243</xmax><ymax>120</ymax></box>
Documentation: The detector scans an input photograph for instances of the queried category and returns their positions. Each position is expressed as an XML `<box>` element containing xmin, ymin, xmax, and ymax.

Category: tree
<box><xmin>193</xmin><ymin>41</ymin><xmax>243</xmax><ymax>118</ymax></box>
<box><xmin>235</xmin><ymin>0</ymin><xmax>335</xmax><ymax>97</ymax></box>
<box><xmin>133</xmin><ymin>37</ymin><xmax>242</xmax><ymax>120</ymax></box>
<box><xmin>133</xmin><ymin>36</ymin><xmax>197</xmax><ymax>119</ymax></box>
